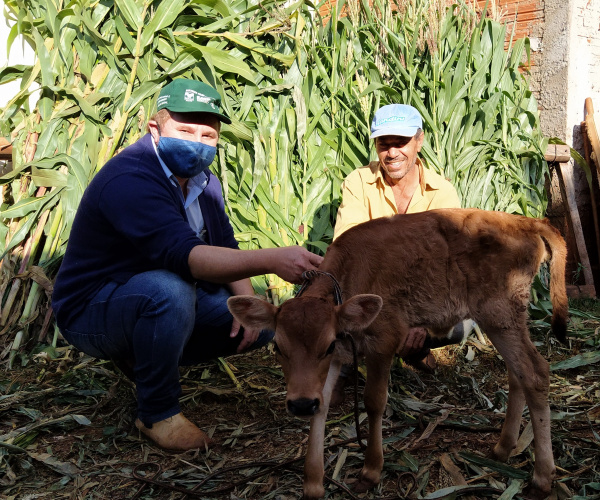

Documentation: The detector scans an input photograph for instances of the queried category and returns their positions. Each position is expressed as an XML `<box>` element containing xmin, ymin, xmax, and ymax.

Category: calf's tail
<box><xmin>540</xmin><ymin>221</ymin><xmax>568</xmax><ymax>344</ymax></box>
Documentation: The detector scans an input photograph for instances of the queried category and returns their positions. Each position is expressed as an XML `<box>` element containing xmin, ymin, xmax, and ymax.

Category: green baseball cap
<box><xmin>156</xmin><ymin>79</ymin><xmax>231</xmax><ymax>124</ymax></box>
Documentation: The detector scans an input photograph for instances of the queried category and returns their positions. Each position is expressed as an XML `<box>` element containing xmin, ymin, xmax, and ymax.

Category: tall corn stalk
<box><xmin>0</xmin><ymin>0</ymin><xmax>548</xmax><ymax>362</ymax></box>
<box><xmin>373</xmin><ymin>0</ymin><xmax>547</xmax><ymax>216</ymax></box>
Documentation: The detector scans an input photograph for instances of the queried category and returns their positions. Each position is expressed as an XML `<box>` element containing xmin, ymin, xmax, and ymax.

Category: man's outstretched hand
<box><xmin>273</xmin><ymin>246</ymin><xmax>323</xmax><ymax>284</ymax></box>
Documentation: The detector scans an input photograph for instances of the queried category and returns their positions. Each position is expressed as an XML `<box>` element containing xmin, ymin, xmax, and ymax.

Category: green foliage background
<box><xmin>0</xmin><ymin>0</ymin><xmax>548</xmax><ymax>360</ymax></box>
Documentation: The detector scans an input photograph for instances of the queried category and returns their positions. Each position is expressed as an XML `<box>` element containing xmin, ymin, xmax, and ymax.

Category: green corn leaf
<box><xmin>189</xmin><ymin>0</ymin><xmax>232</xmax><ymax>18</ymax></box>
<box><xmin>115</xmin><ymin>0</ymin><xmax>141</xmax><ymax>31</ymax></box>
<box><xmin>1</xmin><ymin>197</ymin><xmax>48</xmax><ymax>219</ymax></box>
<box><xmin>217</xmin><ymin>32</ymin><xmax>296</xmax><ymax>67</ymax></box>
<box><xmin>0</xmin><ymin>64</ymin><xmax>29</xmax><ymax>85</ymax></box>
<box><xmin>31</xmin><ymin>167</ymin><xmax>68</xmax><ymax>188</ymax></box>
<box><xmin>124</xmin><ymin>80</ymin><xmax>162</xmax><ymax>114</ymax></box>
<box><xmin>1</xmin><ymin>198</ymin><xmax>59</xmax><ymax>259</ymax></box>
<box><xmin>458</xmin><ymin>452</ymin><xmax>530</xmax><ymax>479</ymax></box>
<box><xmin>114</xmin><ymin>15</ymin><xmax>137</xmax><ymax>55</ymax></box>
<box><xmin>140</xmin><ymin>0</ymin><xmax>188</xmax><ymax>50</ymax></box>
<box><xmin>171</xmin><ymin>43</ymin><xmax>255</xmax><ymax>82</ymax></box>
<box><xmin>550</xmin><ymin>351</ymin><xmax>600</xmax><ymax>371</ymax></box>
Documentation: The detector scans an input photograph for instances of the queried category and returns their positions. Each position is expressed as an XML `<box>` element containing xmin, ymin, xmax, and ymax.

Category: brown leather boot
<box><xmin>135</xmin><ymin>413</ymin><xmax>212</xmax><ymax>452</ymax></box>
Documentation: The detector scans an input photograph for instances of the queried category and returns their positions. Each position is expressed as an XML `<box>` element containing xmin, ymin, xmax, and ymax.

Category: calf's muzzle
<box><xmin>287</xmin><ymin>398</ymin><xmax>320</xmax><ymax>417</ymax></box>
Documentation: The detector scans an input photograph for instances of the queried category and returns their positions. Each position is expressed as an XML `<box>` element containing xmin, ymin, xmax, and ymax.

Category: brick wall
<box><xmin>477</xmin><ymin>0</ymin><xmax>545</xmax><ymax>43</ymax></box>
<box><xmin>475</xmin><ymin>0</ymin><xmax>546</xmax><ymax>99</ymax></box>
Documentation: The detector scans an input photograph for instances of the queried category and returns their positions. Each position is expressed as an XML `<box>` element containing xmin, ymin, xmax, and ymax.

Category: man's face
<box><xmin>376</xmin><ymin>132</ymin><xmax>424</xmax><ymax>181</ymax></box>
<box><xmin>149</xmin><ymin>111</ymin><xmax>220</xmax><ymax>147</ymax></box>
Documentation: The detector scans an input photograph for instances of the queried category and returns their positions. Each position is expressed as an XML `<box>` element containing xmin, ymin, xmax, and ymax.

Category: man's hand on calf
<box><xmin>230</xmin><ymin>318</ymin><xmax>260</xmax><ymax>353</ymax></box>
<box><xmin>398</xmin><ymin>326</ymin><xmax>429</xmax><ymax>358</ymax></box>
<box><xmin>274</xmin><ymin>247</ymin><xmax>324</xmax><ymax>284</ymax></box>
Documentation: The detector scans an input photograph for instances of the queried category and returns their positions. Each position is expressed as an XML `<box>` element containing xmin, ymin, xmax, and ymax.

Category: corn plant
<box><xmin>0</xmin><ymin>0</ymin><xmax>549</xmax><ymax>363</ymax></box>
<box><xmin>350</xmin><ymin>0</ymin><xmax>547</xmax><ymax>216</ymax></box>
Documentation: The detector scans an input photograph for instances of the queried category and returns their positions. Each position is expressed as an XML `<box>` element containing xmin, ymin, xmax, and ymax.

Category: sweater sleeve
<box><xmin>213</xmin><ymin>182</ymin><xmax>239</xmax><ymax>250</ymax></box>
<box><xmin>201</xmin><ymin>172</ymin><xmax>239</xmax><ymax>249</ymax></box>
<box><xmin>98</xmin><ymin>172</ymin><xmax>200</xmax><ymax>281</ymax></box>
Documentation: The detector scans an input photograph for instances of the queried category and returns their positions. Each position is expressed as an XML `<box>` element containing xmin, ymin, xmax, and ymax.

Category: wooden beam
<box><xmin>557</xmin><ymin>160</ymin><xmax>596</xmax><ymax>296</ymax></box>
<box><xmin>581</xmin><ymin>120</ymin><xmax>600</xmax><ymax>274</ymax></box>
<box><xmin>584</xmin><ymin>98</ymin><xmax>600</xmax><ymax>184</ymax></box>
<box><xmin>544</xmin><ymin>144</ymin><xmax>571</xmax><ymax>162</ymax></box>
<box><xmin>566</xmin><ymin>284</ymin><xmax>596</xmax><ymax>299</ymax></box>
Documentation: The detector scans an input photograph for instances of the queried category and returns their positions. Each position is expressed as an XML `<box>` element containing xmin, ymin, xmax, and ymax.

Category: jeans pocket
<box><xmin>62</xmin><ymin>328</ymin><xmax>120</xmax><ymax>360</ymax></box>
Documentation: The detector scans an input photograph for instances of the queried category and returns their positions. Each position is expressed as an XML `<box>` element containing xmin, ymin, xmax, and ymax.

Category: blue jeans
<box><xmin>60</xmin><ymin>270</ymin><xmax>273</xmax><ymax>426</ymax></box>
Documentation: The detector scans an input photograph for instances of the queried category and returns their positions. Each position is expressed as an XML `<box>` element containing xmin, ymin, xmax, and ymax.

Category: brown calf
<box><xmin>228</xmin><ymin>208</ymin><xmax>567</xmax><ymax>500</ymax></box>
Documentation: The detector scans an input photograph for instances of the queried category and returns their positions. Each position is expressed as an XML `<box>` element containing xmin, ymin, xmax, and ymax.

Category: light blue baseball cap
<box><xmin>370</xmin><ymin>104</ymin><xmax>423</xmax><ymax>139</ymax></box>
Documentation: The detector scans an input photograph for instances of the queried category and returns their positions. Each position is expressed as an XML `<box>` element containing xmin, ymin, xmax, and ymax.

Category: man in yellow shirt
<box><xmin>334</xmin><ymin>104</ymin><xmax>460</xmax><ymax>239</ymax></box>
<box><xmin>332</xmin><ymin>104</ymin><xmax>468</xmax><ymax>391</ymax></box>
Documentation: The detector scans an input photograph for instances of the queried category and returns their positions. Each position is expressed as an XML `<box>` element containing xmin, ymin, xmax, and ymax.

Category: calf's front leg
<box><xmin>303</xmin><ymin>361</ymin><xmax>342</xmax><ymax>499</ymax></box>
<box><xmin>355</xmin><ymin>353</ymin><xmax>393</xmax><ymax>493</ymax></box>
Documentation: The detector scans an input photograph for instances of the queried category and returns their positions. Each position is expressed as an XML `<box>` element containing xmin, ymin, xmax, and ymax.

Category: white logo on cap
<box><xmin>378</xmin><ymin>116</ymin><xmax>406</xmax><ymax>125</ymax></box>
<box><xmin>184</xmin><ymin>89</ymin><xmax>216</xmax><ymax>109</ymax></box>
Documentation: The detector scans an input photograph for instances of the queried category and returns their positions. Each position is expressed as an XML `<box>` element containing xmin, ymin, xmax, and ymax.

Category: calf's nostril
<box><xmin>287</xmin><ymin>398</ymin><xmax>320</xmax><ymax>416</ymax></box>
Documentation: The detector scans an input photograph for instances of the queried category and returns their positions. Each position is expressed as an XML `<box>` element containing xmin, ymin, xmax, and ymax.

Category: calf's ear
<box><xmin>227</xmin><ymin>295</ymin><xmax>277</xmax><ymax>331</ymax></box>
<box><xmin>336</xmin><ymin>294</ymin><xmax>383</xmax><ymax>332</ymax></box>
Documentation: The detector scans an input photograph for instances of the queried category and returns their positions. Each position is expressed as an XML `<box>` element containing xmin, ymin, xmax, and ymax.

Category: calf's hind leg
<box><xmin>486</xmin><ymin>328</ymin><xmax>555</xmax><ymax>499</ymax></box>
<box><xmin>491</xmin><ymin>366</ymin><xmax>526</xmax><ymax>461</ymax></box>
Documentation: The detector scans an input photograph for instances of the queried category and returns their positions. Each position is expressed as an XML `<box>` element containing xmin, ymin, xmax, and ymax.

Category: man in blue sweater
<box><xmin>52</xmin><ymin>79</ymin><xmax>323</xmax><ymax>452</ymax></box>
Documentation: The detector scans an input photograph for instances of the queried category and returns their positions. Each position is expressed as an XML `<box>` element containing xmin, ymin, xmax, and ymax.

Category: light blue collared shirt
<box><xmin>152</xmin><ymin>139</ymin><xmax>209</xmax><ymax>241</ymax></box>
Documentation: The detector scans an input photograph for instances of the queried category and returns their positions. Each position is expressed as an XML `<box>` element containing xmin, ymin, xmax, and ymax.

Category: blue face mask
<box><xmin>157</xmin><ymin>136</ymin><xmax>217</xmax><ymax>178</ymax></box>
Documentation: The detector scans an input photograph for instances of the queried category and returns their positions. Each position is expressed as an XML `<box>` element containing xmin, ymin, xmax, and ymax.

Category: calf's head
<box><xmin>227</xmin><ymin>294</ymin><xmax>382</xmax><ymax>418</ymax></box>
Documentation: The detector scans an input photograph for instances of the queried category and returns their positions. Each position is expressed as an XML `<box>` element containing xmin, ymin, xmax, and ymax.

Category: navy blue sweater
<box><xmin>52</xmin><ymin>134</ymin><xmax>239</xmax><ymax>327</ymax></box>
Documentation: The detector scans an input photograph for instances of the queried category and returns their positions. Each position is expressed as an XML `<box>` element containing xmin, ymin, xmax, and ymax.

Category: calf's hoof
<box><xmin>523</xmin><ymin>483</ymin><xmax>552</xmax><ymax>500</ymax></box>
<box><xmin>490</xmin><ymin>443</ymin><xmax>513</xmax><ymax>463</ymax></box>
<box><xmin>354</xmin><ymin>478</ymin><xmax>375</xmax><ymax>494</ymax></box>
<box><xmin>302</xmin><ymin>483</ymin><xmax>325</xmax><ymax>499</ymax></box>
<box><xmin>354</xmin><ymin>467</ymin><xmax>380</xmax><ymax>493</ymax></box>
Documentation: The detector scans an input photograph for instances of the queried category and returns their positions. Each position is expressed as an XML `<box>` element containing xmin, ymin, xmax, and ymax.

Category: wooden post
<box><xmin>557</xmin><ymin>160</ymin><xmax>596</xmax><ymax>296</ymax></box>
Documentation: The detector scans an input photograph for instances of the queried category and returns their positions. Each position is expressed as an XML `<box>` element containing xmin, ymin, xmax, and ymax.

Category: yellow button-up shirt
<box><xmin>333</xmin><ymin>159</ymin><xmax>461</xmax><ymax>240</ymax></box>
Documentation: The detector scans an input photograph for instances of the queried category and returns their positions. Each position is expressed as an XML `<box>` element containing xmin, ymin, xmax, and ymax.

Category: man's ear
<box><xmin>415</xmin><ymin>129</ymin><xmax>425</xmax><ymax>152</ymax></box>
<box><xmin>227</xmin><ymin>296</ymin><xmax>277</xmax><ymax>331</ymax></box>
<box><xmin>336</xmin><ymin>294</ymin><xmax>383</xmax><ymax>332</ymax></box>
<box><xmin>148</xmin><ymin>119</ymin><xmax>160</xmax><ymax>145</ymax></box>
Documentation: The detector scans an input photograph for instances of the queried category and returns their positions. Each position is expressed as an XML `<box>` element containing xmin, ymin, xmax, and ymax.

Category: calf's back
<box><xmin>323</xmin><ymin>208</ymin><xmax>567</xmax><ymax>341</ymax></box>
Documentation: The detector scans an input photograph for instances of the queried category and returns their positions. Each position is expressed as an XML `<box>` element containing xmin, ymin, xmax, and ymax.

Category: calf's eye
<box><xmin>325</xmin><ymin>341</ymin><xmax>336</xmax><ymax>356</ymax></box>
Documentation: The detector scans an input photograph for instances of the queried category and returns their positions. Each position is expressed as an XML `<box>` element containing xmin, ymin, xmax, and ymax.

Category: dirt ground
<box><xmin>1</xmin><ymin>319</ymin><xmax>599</xmax><ymax>500</ymax></box>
